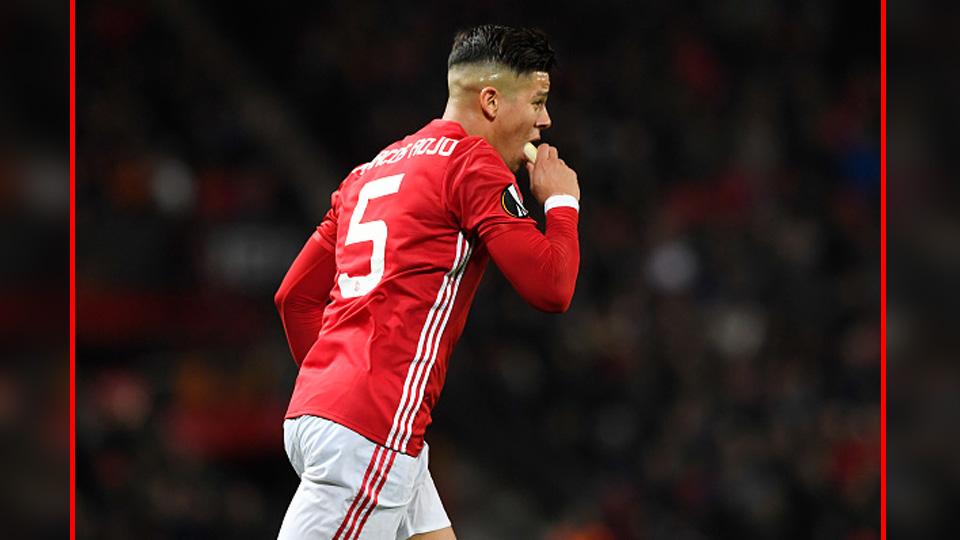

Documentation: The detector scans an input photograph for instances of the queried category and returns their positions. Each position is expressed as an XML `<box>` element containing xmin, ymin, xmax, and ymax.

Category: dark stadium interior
<box><xmin>75</xmin><ymin>1</ymin><xmax>880</xmax><ymax>538</ymax></box>
<box><xmin>0</xmin><ymin>1</ymin><xmax>69</xmax><ymax>537</ymax></box>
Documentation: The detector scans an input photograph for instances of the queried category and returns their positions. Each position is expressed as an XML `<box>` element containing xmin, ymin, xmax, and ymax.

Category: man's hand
<box><xmin>524</xmin><ymin>143</ymin><xmax>580</xmax><ymax>205</ymax></box>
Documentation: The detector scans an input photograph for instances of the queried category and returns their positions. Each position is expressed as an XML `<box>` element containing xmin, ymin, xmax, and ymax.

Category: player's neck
<box><xmin>441</xmin><ymin>101</ymin><xmax>493</xmax><ymax>142</ymax></box>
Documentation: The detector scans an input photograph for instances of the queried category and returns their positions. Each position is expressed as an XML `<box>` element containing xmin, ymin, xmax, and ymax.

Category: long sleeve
<box><xmin>484</xmin><ymin>204</ymin><xmax>580</xmax><ymax>312</ymax></box>
<box><xmin>275</xmin><ymin>189</ymin><xmax>341</xmax><ymax>366</ymax></box>
<box><xmin>446</xmin><ymin>142</ymin><xmax>581</xmax><ymax>313</ymax></box>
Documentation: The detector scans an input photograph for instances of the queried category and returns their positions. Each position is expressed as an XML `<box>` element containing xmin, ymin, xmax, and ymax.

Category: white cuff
<box><xmin>544</xmin><ymin>194</ymin><xmax>580</xmax><ymax>213</ymax></box>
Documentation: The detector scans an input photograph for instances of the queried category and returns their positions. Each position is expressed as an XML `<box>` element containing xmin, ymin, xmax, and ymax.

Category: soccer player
<box><xmin>274</xmin><ymin>25</ymin><xmax>580</xmax><ymax>539</ymax></box>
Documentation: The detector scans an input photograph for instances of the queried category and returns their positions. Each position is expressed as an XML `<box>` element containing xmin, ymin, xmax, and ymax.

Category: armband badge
<box><xmin>500</xmin><ymin>184</ymin><xmax>529</xmax><ymax>218</ymax></box>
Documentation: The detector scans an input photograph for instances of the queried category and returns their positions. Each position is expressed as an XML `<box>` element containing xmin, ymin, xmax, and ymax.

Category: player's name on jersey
<box><xmin>356</xmin><ymin>137</ymin><xmax>460</xmax><ymax>174</ymax></box>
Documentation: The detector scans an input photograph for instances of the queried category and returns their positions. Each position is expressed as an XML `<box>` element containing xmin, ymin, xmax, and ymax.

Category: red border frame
<box><xmin>65</xmin><ymin>3</ymin><xmax>887</xmax><ymax>538</ymax></box>
<box><xmin>70</xmin><ymin>0</ymin><xmax>77</xmax><ymax>537</ymax></box>
<box><xmin>880</xmin><ymin>0</ymin><xmax>887</xmax><ymax>537</ymax></box>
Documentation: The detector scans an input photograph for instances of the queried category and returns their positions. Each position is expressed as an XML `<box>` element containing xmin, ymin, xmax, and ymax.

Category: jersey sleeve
<box><xmin>447</xmin><ymin>143</ymin><xmax>533</xmax><ymax>243</ymax></box>
<box><xmin>274</xmin><ymin>188</ymin><xmax>341</xmax><ymax>366</ymax></box>
<box><xmin>447</xmin><ymin>144</ymin><xmax>581</xmax><ymax>312</ymax></box>
<box><xmin>484</xmin><ymin>206</ymin><xmax>580</xmax><ymax>312</ymax></box>
<box><xmin>313</xmin><ymin>188</ymin><xmax>340</xmax><ymax>251</ymax></box>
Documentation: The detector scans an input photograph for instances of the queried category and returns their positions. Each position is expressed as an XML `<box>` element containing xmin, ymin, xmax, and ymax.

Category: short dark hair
<box><xmin>447</xmin><ymin>25</ymin><xmax>556</xmax><ymax>73</ymax></box>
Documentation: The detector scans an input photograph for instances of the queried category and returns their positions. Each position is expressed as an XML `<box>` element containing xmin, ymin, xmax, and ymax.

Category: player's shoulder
<box><xmin>404</xmin><ymin>118</ymin><xmax>498</xmax><ymax>165</ymax></box>
<box><xmin>447</xmin><ymin>134</ymin><xmax>510</xmax><ymax>178</ymax></box>
<box><xmin>344</xmin><ymin>120</ymin><xmax>508</xmax><ymax>182</ymax></box>
<box><xmin>449</xmin><ymin>134</ymin><xmax>491</xmax><ymax>160</ymax></box>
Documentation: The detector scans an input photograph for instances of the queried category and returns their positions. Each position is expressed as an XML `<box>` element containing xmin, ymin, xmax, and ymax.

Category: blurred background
<box><xmin>886</xmin><ymin>2</ymin><xmax>960</xmax><ymax>538</ymax></box>
<box><xmin>77</xmin><ymin>0</ymin><xmax>880</xmax><ymax>538</ymax></box>
<box><xmin>0</xmin><ymin>0</ymin><xmax>69</xmax><ymax>537</ymax></box>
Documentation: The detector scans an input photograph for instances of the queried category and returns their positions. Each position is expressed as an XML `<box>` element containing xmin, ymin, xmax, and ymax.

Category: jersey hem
<box><xmin>284</xmin><ymin>407</ymin><xmax>424</xmax><ymax>457</ymax></box>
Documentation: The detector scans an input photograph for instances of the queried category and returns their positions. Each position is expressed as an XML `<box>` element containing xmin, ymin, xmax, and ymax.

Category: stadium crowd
<box><xmin>77</xmin><ymin>1</ymin><xmax>879</xmax><ymax>538</ymax></box>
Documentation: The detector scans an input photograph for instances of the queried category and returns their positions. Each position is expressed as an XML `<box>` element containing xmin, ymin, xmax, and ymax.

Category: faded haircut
<box><xmin>447</xmin><ymin>25</ymin><xmax>556</xmax><ymax>74</ymax></box>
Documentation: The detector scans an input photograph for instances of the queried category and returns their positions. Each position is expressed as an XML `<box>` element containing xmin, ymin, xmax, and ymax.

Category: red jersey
<box><xmin>276</xmin><ymin>119</ymin><xmax>579</xmax><ymax>456</ymax></box>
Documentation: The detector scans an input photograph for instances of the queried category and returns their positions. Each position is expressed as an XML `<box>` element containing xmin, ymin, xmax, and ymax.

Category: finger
<box><xmin>548</xmin><ymin>146</ymin><xmax>559</xmax><ymax>160</ymax></box>
<box><xmin>525</xmin><ymin>161</ymin><xmax>535</xmax><ymax>176</ymax></box>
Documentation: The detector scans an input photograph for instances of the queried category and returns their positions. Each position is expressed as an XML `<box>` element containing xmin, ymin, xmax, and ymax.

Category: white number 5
<box><xmin>338</xmin><ymin>173</ymin><xmax>404</xmax><ymax>298</ymax></box>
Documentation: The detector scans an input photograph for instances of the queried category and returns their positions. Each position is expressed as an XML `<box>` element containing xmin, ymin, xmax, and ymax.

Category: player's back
<box><xmin>286</xmin><ymin>119</ymin><xmax>508</xmax><ymax>456</ymax></box>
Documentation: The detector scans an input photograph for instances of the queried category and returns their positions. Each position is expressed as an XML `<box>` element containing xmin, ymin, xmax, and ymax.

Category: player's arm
<box><xmin>488</xmin><ymin>143</ymin><xmax>580</xmax><ymax>312</ymax></box>
<box><xmin>274</xmin><ymin>192</ymin><xmax>340</xmax><ymax>366</ymax></box>
<box><xmin>452</xmin><ymin>143</ymin><xmax>581</xmax><ymax>313</ymax></box>
<box><xmin>484</xmin><ymin>202</ymin><xmax>579</xmax><ymax>312</ymax></box>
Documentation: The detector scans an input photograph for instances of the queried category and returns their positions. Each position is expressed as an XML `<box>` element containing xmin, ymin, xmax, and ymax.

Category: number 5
<box><xmin>338</xmin><ymin>173</ymin><xmax>404</xmax><ymax>298</ymax></box>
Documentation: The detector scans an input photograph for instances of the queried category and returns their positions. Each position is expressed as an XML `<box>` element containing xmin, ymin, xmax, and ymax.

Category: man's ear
<box><xmin>479</xmin><ymin>87</ymin><xmax>498</xmax><ymax>120</ymax></box>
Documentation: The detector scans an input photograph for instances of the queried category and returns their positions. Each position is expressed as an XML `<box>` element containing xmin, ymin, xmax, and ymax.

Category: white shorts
<box><xmin>278</xmin><ymin>415</ymin><xmax>451</xmax><ymax>540</ymax></box>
